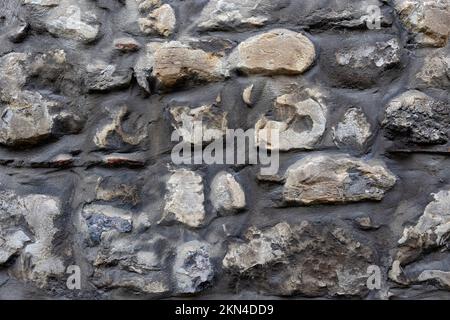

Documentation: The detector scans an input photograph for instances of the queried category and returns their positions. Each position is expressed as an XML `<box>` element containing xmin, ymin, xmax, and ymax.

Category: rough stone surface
<box><xmin>383</xmin><ymin>90</ymin><xmax>450</xmax><ymax>145</ymax></box>
<box><xmin>229</xmin><ymin>29</ymin><xmax>316</xmax><ymax>76</ymax></box>
<box><xmin>1</xmin><ymin>0</ymin><xmax>450</xmax><ymax>301</ymax></box>
<box><xmin>283</xmin><ymin>154</ymin><xmax>397</xmax><ymax>205</ymax></box>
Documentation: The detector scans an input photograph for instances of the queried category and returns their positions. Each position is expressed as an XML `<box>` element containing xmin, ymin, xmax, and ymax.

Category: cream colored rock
<box><xmin>283</xmin><ymin>154</ymin><xmax>396</xmax><ymax>205</ymax></box>
<box><xmin>134</xmin><ymin>41</ymin><xmax>228</xmax><ymax>91</ymax></box>
<box><xmin>136</xmin><ymin>0</ymin><xmax>161</xmax><ymax>13</ymax></box>
<box><xmin>394</xmin><ymin>0</ymin><xmax>450</xmax><ymax>47</ymax></box>
<box><xmin>210</xmin><ymin>171</ymin><xmax>246</xmax><ymax>214</ymax></box>
<box><xmin>255</xmin><ymin>92</ymin><xmax>327</xmax><ymax>151</ymax></box>
<box><xmin>242</xmin><ymin>84</ymin><xmax>254</xmax><ymax>106</ymax></box>
<box><xmin>229</xmin><ymin>29</ymin><xmax>316</xmax><ymax>75</ymax></box>
<box><xmin>333</xmin><ymin>108</ymin><xmax>372</xmax><ymax>151</ymax></box>
<box><xmin>170</xmin><ymin>105</ymin><xmax>227</xmax><ymax>145</ymax></box>
<box><xmin>0</xmin><ymin>231</ymin><xmax>30</xmax><ymax>264</ymax></box>
<box><xmin>161</xmin><ymin>169</ymin><xmax>205</xmax><ymax>228</ymax></box>
<box><xmin>415</xmin><ymin>50</ymin><xmax>450</xmax><ymax>88</ymax></box>
<box><xmin>139</xmin><ymin>4</ymin><xmax>176</xmax><ymax>37</ymax></box>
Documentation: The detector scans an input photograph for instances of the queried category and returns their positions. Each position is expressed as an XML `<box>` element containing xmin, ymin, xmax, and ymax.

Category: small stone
<box><xmin>418</xmin><ymin>270</ymin><xmax>450</xmax><ymax>289</ymax></box>
<box><xmin>242</xmin><ymin>84</ymin><xmax>254</xmax><ymax>106</ymax></box>
<box><xmin>333</xmin><ymin>108</ymin><xmax>372</xmax><ymax>152</ymax></box>
<box><xmin>136</xmin><ymin>0</ymin><xmax>161</xmax><ymax>13</ymax></box>
<box><xmin>415</xmin><ymin>50</ymin><xmax>450</xmax><ymax>88</ymax></box>
<box><xmin>82</xmin><ymin>204</ymin><xmax>133</xmax><ymax>245</ymax></box>
<box><xmin>354</xmin><ymin>216</ymin><xmax>378</xmax><ymax>231</ymax></box>
<box><xmin>0</xmin><ymin>231</ymin><xmax>30</xmax><ymax>264</ymax></box>
<box><xmin>196</xmin><ymin>0</ymin><xmax>277</xmax><ymax>31</ymax></box>
<box><xmin>113</xmin><ymin>37</ymin><xmax>141</xmax><ymax>52</ymax></box>
<box><xmin>85</xmin><ymin>62</ymin><xmax>132</xmax><ymax>92</ymax></box>
<box><xmin>138</xmin><ymin>4</ymin><xmax>176</xmax><ymax>37</ymax></box>
<box><xmin>210</xmin><ymin>171</ymin><xmax>246</xmax><ymax>215</ymax></box>
<box><xmin>255</xmin><ymin>92</ymin><xmax>327</xmax><ymax>151</ymax></box>
<box><xmin>283</xmin><ymin>154</ymin><xmax>396</xmax><ymax>205</ymax></box>
<box><xmin>173</xmin><ymin>241</ymin><xmax>214</xmax><ymax>294</ymax></box>
<box><xmin>96</xmin><ymin>178</ymin><xmax>140</xmax><ymax>206</ymax></box>
<box><xmin>94</xmin><ymin>105</ymin><xmax>147</xmax><ymax>148</ymax></box>
<box><xmin>101</xmin><ymin>152</ymin><xmax>146</xmax><ymax>167</ymax></box>
<box><xmin>229</xmin><ymin>29</ymin><xmax>316</xmax><ymax>76</ymax></box>
<box><xmin>170</xmin><ymin>104</ymin><xmax>227</xmax><ymax>145</ymax></box>
<box><xmin>394</xmin><ymin>0</ymin><xmax>450</xmax><ymax>47</ymax></box>
<box><xmin>8</xmin><ymin>22</ymin><xmax>29</xmax><ymax>43</ymax></box>
<box><xmin>134</xmin><ymin>41</ymin><xmax>228</xmax><ymax>92</ymax></box>
<box><xmin>45</xmin><ymin>5</ymin><xmax>101</xmax><ymax>43</ymax></box>
<box><xmin>382</xmin><ymin>90</ymin><xmax>450</xmax><ymax>145</ymax></box>
<box><xmin>161</xmin><ymin>169</ymin><xmax>205</xmax><ymax>228</ymax></box>
<box><xmin>23</xmin><ymin>0</ymin><xmax>59</xmax><ymax>6</ymax></box>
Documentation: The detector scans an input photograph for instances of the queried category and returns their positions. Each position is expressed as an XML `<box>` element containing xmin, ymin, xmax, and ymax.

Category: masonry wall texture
<box><xmin>0</xmin><ymin>0</ymin><xmax>449</xmax><ymax>300</ymax></box>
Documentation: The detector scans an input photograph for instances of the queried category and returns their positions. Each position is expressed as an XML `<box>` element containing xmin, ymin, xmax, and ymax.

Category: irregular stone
<box><xmin>415</xmin><ymin>50</ymin><xmax>450</xmax><ymax>88</ymax></box>
<box><xmin>325</xmin><ymin>38</ymin><xmax>401</xmax><ymax>88</ymax></box>
<box><xmin>0</xmin><ymin>231</ymin><xmax>30</xmax><ymax>264</ymax></box>
<box><xmin>223</xmin><ymin>222</ymin><xmax>375</xmax><ymax>297</ymax></box>
<box><xmin>173</xmin><ymin>241</ymin><xmax>214</xmax><ymax>294</ymax></box>
<box><xmin>96</xmin><ymin>177</ymin><xmax>140</xmax><ymax>205</ymax></box>
<box><xmin>283</xmin><ymin>154</ymin><xmax>396</xmax><ymax>205</ymax></box>
<box><xmin>333</xmin><ymin>108</ymin><xmax>372</xmax><ymax>151</ymax></box>
<box><xmin>229</xmin><ymin>29</ymin><xmax>315</xmax><ymax>76</ymax></box>
<box><xmin>354</xmin><ymin>216</ymin><xmax>379</xmax><ymax>231</ymax></box>
<box><xmin>94</xmin><ymin>105</ymin><xmax>147</xmax><ymax>149</ymax></box>
<box><xmin>23</xmin><ymin>0</ymin><xmax>59</xmax><ymax>6</ymax></box>
<box><xmin>113</xmin><ymin>37</ymin><xmax>141</xmax><ymax>52</ymax></box>
<box><xmin>101</xmin><ymin>152</ymin><xmax>146</xmax><ymax>167</ymax></box>
<box><xmin>382</xmin><ymin>90</ymin><xmax>450</xmax><ymax>145</ymax></box>
<box><xmin>210</xmin><ymin>171</ymin><xmax>246</xmax><ymax>215</ymax></box>
<box><xmin>160</xmin><ymin>169</ymin><xmax>205</xmax><ymax>228</ymax></box>
<box><xmin>8</xmin><ymin>22</ymin><xmax>29</xmax><ymax>43</ymax></box>
<box><xmin>170</xmin><ymin>104</ymin><xmax>227</xmax><ymax>145</ymax></box>
<box><xmin>242</xmin><ymin>84</ymin><xmax>254</xmax><ymax>106</ymax></box>
<box><xmin>82</xmin><ymin>204</ymin><xmax>132</xmax><ymax>246</ymax></box>
<box><xmin>394</xmin><ymin>0</ymin><xmax>450</xmax><ymax>47</ymax></box>
<box><xmin>390</xmin><ymin>189</ymin><xmax>450</xmax><ymax>285</ymax></box>
<box><xmin>45</xmin><ymin>5</ymin><xmax>101</xmax><ymax>43</ymax></box>
<box><xmin>255</xmin><ymin>92</ymin><xmax>327</xmax><ymax>151</ymax></box>
<box><xmin>85</xmin><ymin>62</ymin><xmax>132</xmax><ymax>92</ymax></box>
<box><xmin>138</xmin><ymin>4</ymin><xmax>176</xmax><ymax>37</ymax></box>
<box><xmin>135</xmin><ymin>41</ymin><xmax>228</xmax><ymax>92</ymax></box>
<box><xmin>418</xmin><ymin>270</ymin><xmax>450</xmax><ymax>289</ymax></box>
<box><xmin>136</xmin><ymin>0</ymin><xmax>161</xmax><ymax>13</ymax></box>
<box><xmin>196</xmin><ymin>0</ymin><xmax>279</xmax><ymax>31</ymax></box>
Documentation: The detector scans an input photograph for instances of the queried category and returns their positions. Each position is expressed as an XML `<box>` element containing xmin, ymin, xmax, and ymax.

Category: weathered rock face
<box><xmin>383</xmin><ymin>90</ymin><xmax>450</xmax><ymax>145</ymax></box>
<box><xmin>394</xmin><ymin>0</ymin><xmax>450</xmax><ymax>47</ymax></box>
<box><xmin>229</xmin><ymin>29</ymin><xmax>316</xmax><ymax>76</ymax></box>
<box><xmin>1</xmin><ymin>0</ymin><xmax>450</xmax><ymax>301</ymax></box>
<box><xmin>210</xmin><ymin>171</ymin><xmax>246</xmax><ymax>214</ymax></box>
<box><xmin>135</xmin><ymin>41</ymin><xmax>228</xmax><ymax>92</ymax></box>
<box><xmin>160</xmin><ymin>169</ymin><xmax>205</xmax><ymax>228</ymax></box>
<box><xmin>283</xmin><ymin>154</ymin><xmax>396</xmax><ymax>205</ymax></box>
<box><xmin>169</xmin><ymin>104</ymin><xmax>227</xmax><ymax>145</ymax></box>
<box><xmin>255</xmin><ymin>91</ymin><xmax>327</xmax><ymax>151</ymax></box>
<box><xmin>223</xmin><ymin>222</ymin><xmax>376</xmax><ymax>297</ymax></box>
<box><xmin>333</xmin><ymin>108</ymin><xmax>372</xmax><ymax>152</ymax></box>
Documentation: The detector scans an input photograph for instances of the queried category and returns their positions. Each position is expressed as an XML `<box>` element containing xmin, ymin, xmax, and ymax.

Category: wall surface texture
<box><xmin>0</xmin><ymin>0</ymin><xmax>449</xmax><ymax>299</ymax></box>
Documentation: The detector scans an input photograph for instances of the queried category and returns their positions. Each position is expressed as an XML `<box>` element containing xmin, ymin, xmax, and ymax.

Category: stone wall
<box><xmin>0</xmin><ymin>0</ymin><xmax>449</xmax><ymax>299</ymax></box>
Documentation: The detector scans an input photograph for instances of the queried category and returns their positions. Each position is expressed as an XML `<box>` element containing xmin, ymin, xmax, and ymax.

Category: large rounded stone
<box><xmin>229</xmin><ymin>29</ymin><xmax>316</xmax><ymax>76</ymax></box>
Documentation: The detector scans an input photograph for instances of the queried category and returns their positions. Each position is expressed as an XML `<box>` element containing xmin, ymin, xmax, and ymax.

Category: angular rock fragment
<box><xmin>45</xmin><ymin>5</ymin><xmax>101</xmax><ymax>43</ymax></box>
<box><xmin>333</xmin><ymin>108</ymin><xmax>372</xmax><ymax>152</ymax></box>
<box><xmin>134</xmin><ymin>41</ymin><xmax>228</xmax><ymax>92</ymax></box>
<box><xmin>161</xmin><ymin>169</ymin><xmax>205</xmax><ymax>228</ymax></box>
<box><xmin>82</xmin><ymin>204</ymin><xmax>133</xmax><ymax>245</ymax></box>
<box><xmin>96</xmin><ymin>177</ymin><xmax>140</xmax><ymax>205</ymax></box>
<box><xmin>210</xmin><ymin>171</ymin><xmax>246</xmax><ymax>215</ymax></box>
<box><xmin>255</xmin><ymin>92</ymin><xmax>327</xmax><ymax>151</ymax></box>
<box><xmin>223</xmin><ymin>222</ymin><xmax>375</xmax><ymax>297</ymax></box>
<box><xmin>113</xmin><ymin>37</ymin><xmax>141</xmax><ymax>52</ymax></box>
<box><xmin>242</xmin><ymin>84</ymin><xmax>254</xmax><ymax>106</ymax></box>
<box><xmin>0</xmin><ymin>231</ymin><xmax>30</xmax><ymax>265</ymax></box>
<box><xmin>94</xmin><ymin>105</ymin><xmax>147</xmax><ymax>149</ymax></box>
<box><xmin>138</xmin><ymin>4</ymin><xmax>176</xmax><ymax>37</ymax></box>
<box><xmin>283</xmin><ymin>154</ymin><xmax>396</xmax><ymax>205</ymax></box>
<box><xmin>415</xmin><ymin>50</ymin><xmax>450</xmax><ymax>88</ymax></box>
<box><xmin>85</xmin><ymin>62</ymin><xmax>132</xmax><ymax>92</ymax></box>
<box><xmin>170</xmin><ymin>104</ymin><xmax>227</xmax><ymax>145</ymax></box>
<box><xmin>173</xmin><ymin>241</ymin><xmax>214</xmax><ymax>294</ymax></box>
<box><xmin>382</xmin><ymin>90</ymin><xmax>450</xmax><ymax>145</ymax></box>
<box><xmin>324</xmin><ymin>38</ymin><xmax>401</xmax><ymax>88</ymax></box>
<box><xmin>196</xmin><ymin>0</ymin><xmax>279</xmax><ymax>31</ymax></box>
<box><xmin>136</xmin><ymin>0</ymin><xmax>161</xmax><ymax>13</ymax></box>
<box><xmin>229</xmin><ymin>29</ymin><xmax>315</xmax><ymax>76</ymax></box>
<box><xmin>394</xmin><ymin>0</ymin><xmax>450</xmax><ymax>47</ymax></box>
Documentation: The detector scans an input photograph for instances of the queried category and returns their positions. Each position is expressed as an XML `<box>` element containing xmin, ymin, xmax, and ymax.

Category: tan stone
<box><xmin>138</xmin><ymin>4</ymin><xmax>176</xmax><ymax>37</ymax></box>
